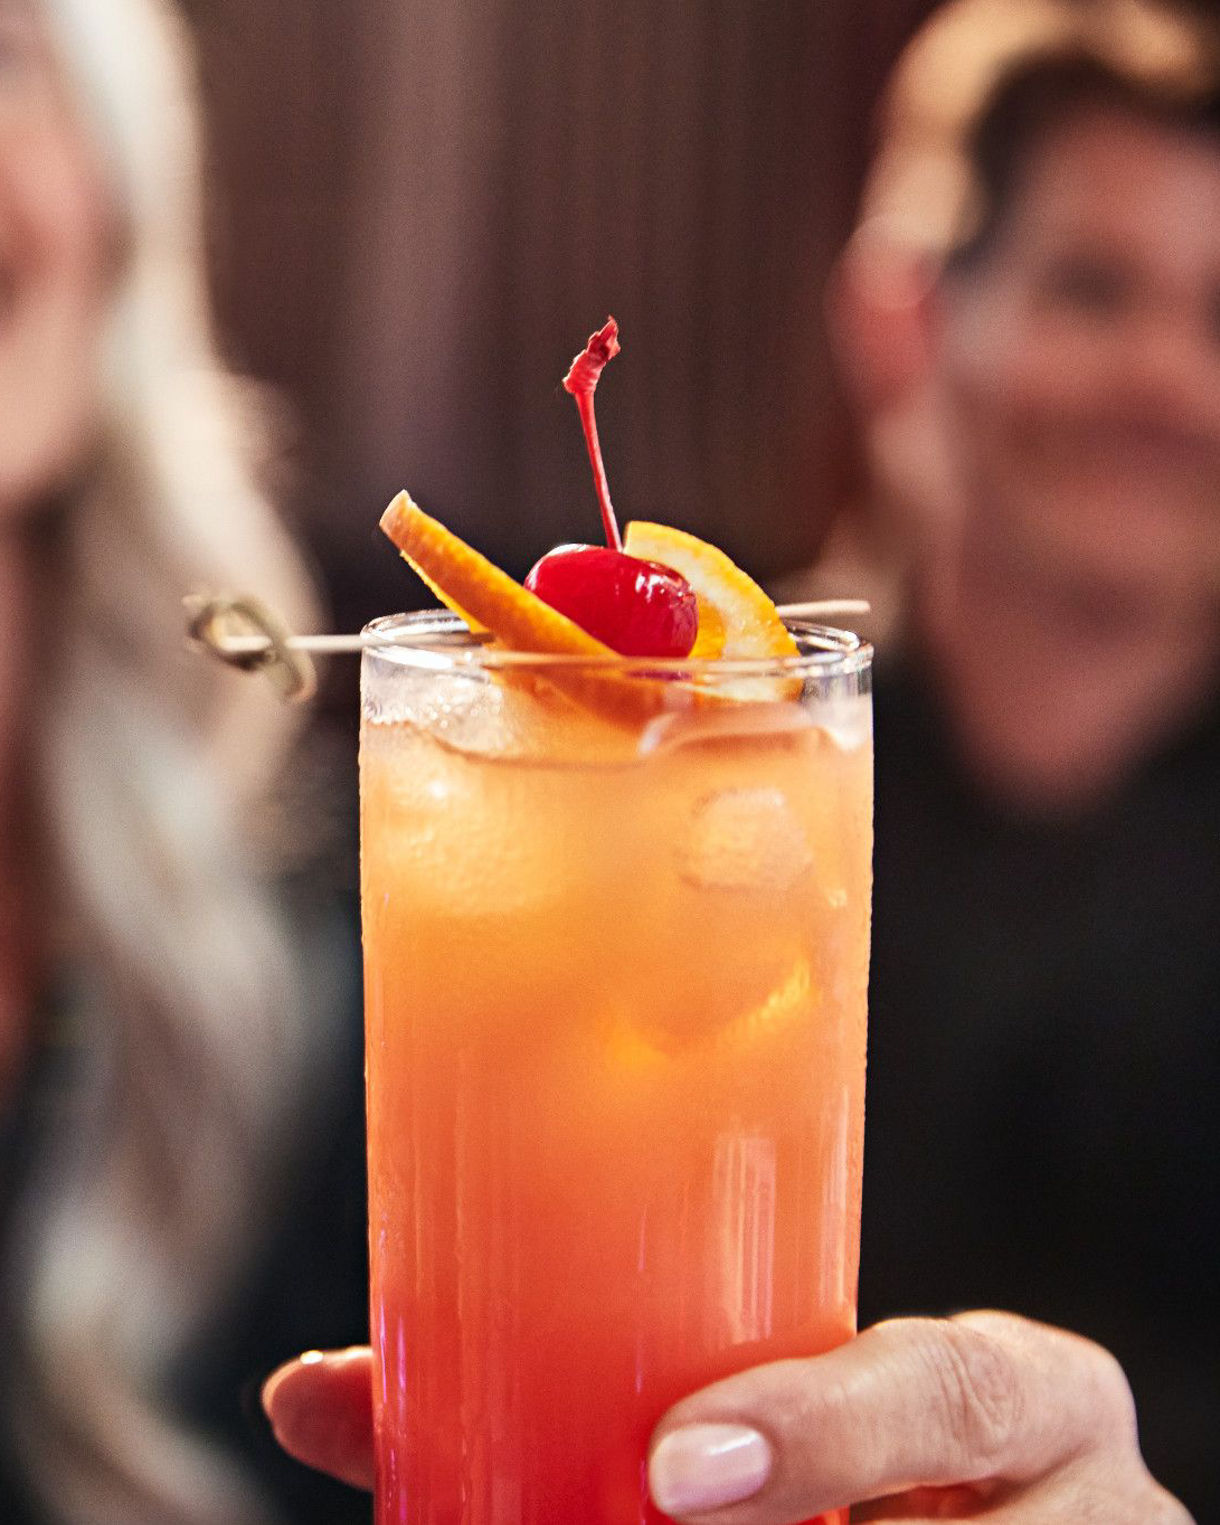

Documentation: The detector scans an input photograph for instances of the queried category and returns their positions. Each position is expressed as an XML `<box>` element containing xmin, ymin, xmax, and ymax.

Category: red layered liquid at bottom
<box><xmin>368</xmin><ymin>1098</ymin><xmax>855</xmax><ymax>1525</ymax></box>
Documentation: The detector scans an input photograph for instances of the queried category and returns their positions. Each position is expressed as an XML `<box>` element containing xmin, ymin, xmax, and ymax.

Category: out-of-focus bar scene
<box><xmin>0</xmin><ymin>0</ymin><xmax>1216</xmax><ymax>1521</ymax></box>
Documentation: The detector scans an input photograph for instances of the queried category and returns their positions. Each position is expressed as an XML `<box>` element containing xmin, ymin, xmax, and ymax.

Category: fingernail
<box><xmin>261</xmin><ymin>1351</ymin><xmax>328</xmax><ymax>1431</ymax></box>
<box><xmin>649</xmin><ymin>1423</ymin><xmax>772</xmax><ymax>1516</ymax></box>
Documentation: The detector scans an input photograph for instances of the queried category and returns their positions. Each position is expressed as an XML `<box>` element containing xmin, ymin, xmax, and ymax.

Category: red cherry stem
<box><xmin>563</xmin><ymin>316</ymin><xmax>623</xmax><ymax>552</ymax></box>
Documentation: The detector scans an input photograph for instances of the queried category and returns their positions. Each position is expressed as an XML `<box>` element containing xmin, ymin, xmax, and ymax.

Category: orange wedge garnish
<box><xmin>380</xmin><ymin>494</ymin><xmax>803</xmax><ymax>718</ymax></box>
<box><xmin>380</xmin><ymin>493</ymin><xmax>687</xmax><ymax>721</ymax></box>
<box><xmin>622</xmin><ymin>522</ymin><xmax>800</xmax><ymax>662</ymax></box>
<box><xmin>382</xmin><ymin>491</ymin><xmax>612</xmax><ymax>660</ymax></box>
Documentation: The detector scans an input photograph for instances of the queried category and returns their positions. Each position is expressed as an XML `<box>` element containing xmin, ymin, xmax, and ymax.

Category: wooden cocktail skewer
<box><xmin>185</xmin><ymin>594</ymin><xmax>872</xmax><ymax>703</ymax></box>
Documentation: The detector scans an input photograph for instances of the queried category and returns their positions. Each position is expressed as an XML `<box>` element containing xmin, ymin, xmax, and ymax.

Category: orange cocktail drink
<box><xmin>360</xmin><ymin>613</ymin><xmax>872</xmax><ymax>1525</ymax></box>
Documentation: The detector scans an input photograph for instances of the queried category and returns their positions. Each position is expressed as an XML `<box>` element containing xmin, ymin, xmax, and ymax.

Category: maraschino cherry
<box><xmin>524</xmin><ymin>319</ymin><xmax>698</xmax><ymax>659</ymax></box>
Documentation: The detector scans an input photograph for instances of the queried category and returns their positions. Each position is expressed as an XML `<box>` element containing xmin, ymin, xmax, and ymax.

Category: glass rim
<box><xmin>360</xmin><ymin>610</ymin><xmax>873</xmax><ymax>678</ymax></box>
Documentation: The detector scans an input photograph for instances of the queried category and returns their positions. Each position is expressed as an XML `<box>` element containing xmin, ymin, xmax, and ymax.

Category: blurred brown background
<box><xmin>185</xmin><ymin>0</ymin><xmax>943</xmax><ymax>645</ymax></box>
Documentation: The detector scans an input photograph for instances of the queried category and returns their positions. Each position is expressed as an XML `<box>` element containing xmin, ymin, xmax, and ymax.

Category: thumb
<box><xmin>647</xmin><ymin>1313</ymin><xmax>1136</xmax><ymax>1524</ymax></box>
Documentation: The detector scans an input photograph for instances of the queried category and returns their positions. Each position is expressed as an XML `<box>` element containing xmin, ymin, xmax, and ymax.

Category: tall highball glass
<box><xmin>359</xmin><ymin>613</ymin><xmax>872</xmax><ymax>1525</ymax></box>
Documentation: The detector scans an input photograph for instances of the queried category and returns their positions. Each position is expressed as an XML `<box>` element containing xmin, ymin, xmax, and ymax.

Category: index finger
<box><xmin>648</xmin><ymin>1312</ymin><xmax>1138</xmax><ymax>1523</ymax></box>
<box><xmin>262</xmin><ymin>1347</ymin><xmax>374</xmax><ymax>1491</ymax></box>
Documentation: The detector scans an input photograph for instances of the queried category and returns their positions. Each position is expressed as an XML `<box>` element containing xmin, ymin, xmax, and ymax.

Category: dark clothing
<box><xmin>860</xmin><ymin>662</ymin><xmax>1220</xmax><ymax>1520</ymax></box>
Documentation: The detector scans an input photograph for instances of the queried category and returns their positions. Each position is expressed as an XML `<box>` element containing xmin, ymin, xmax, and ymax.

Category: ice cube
<box><xmin>677</xmin><ymin>787</ymin><xmax>813</xmax><ymax>893</ymax></box>
<box><xmin>365</xmin><ymin>727</ymin><xmax>575</xmax><ymax>919</ymax></box>
<box><xmin>817</xmin><ymin>692</ymin><xmax>872</xmax><ymax>752</ymax></box>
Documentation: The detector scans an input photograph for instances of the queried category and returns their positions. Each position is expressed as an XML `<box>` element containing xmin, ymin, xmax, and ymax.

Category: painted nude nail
<box><xmin>649</xmin><ymin>1423</ymin><xmax>772</xmax><ymax>1516</ymax></box>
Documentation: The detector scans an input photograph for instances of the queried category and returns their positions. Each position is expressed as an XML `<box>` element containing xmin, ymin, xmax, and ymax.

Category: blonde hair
<box><xmin>7</xmin><ymin>1</ymin><xmax>327</xmax><ymax>1520</ymax></box>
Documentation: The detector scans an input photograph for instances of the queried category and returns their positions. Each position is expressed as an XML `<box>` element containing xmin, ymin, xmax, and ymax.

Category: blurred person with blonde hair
<box><xmin>264</xmin><ymin>0</ymin><xmax>1216</xmax><ymax>1520</ymax></box>
<box><xmin>0</xmin><ymin>0</ymin><xmax>366</xmax><ymax>1522</ymax></box>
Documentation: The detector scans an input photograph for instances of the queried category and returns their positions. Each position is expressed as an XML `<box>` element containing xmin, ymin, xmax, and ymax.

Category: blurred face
<box><xmin>937</xmin><ymin>105</ymin><xmax>1220</xmax><ymax>616</ymax></box>
<box><xmin>0</xmin><ymin>0</ymin><xmax>113</xmax><ymax>522</ymax></box>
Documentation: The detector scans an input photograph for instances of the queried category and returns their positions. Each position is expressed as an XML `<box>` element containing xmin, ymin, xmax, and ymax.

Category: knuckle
<box><xmin>1051</xmin><ymin>1326</ymin><xmax>1139</xmax><ymax>1446</ymax></box>
<box><xmin>912</xmin><ymin>1318</ymin><xmax>1024</xmax><ymax>1467</ymax></box>
<box><xmin>959</xmin><ymin>1311</ymin><xmax>1140</xmax><ymax>1453</ymax></box>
